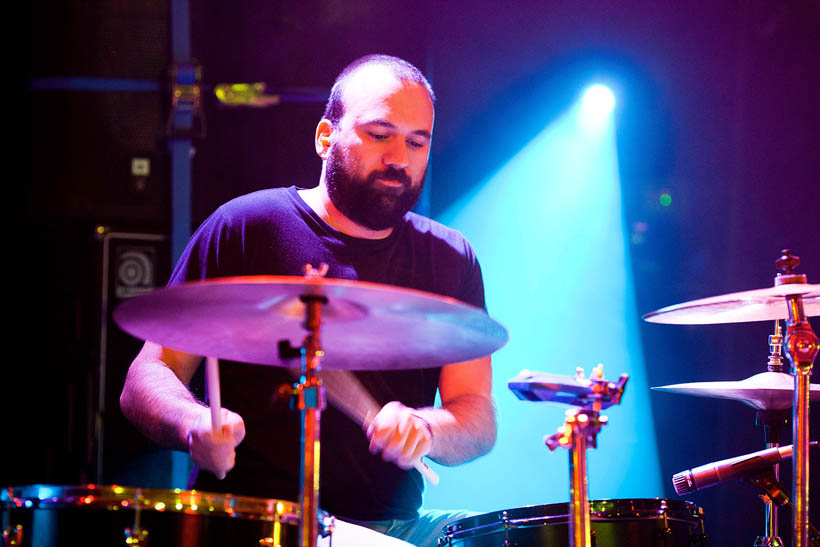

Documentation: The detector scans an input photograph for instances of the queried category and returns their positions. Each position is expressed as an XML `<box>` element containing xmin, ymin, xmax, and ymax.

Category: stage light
<box><xmin>581</xmin><ymin>84</ymin><xmax>616</xmax><ymax>117</ymax></box>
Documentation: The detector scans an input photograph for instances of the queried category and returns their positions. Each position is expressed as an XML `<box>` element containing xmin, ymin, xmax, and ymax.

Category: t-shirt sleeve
<box><xmin>458</xmin><ymin>240</ymin><xmax>487</xmax><ymax>311</ymax></box>
<box><xmin>167</xmin><ymin>206</ymin><xmax>243</xmax><ymax>286</ymax></box>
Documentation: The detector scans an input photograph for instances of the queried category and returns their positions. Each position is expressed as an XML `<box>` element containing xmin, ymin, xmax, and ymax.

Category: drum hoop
<box><xmin>443</xmin><ymin>498</ymin><xmax>702</xmax><ymax>538</ymax></box>
<box><xmin>2</xmin><ymin>484</ymin><xmax>300</xmax><ymax>523</ymax></box>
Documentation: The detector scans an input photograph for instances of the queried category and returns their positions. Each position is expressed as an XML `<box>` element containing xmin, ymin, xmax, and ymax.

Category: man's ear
<box><xmin>315</xmin><ymin>119</ymin><xmax>333</xmax><ymax>159</ymax></box>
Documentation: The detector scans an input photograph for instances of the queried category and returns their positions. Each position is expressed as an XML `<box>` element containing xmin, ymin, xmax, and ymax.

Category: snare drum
<box><xmin>2</xmin><ymin>484</ymin><xmax>301</xmax><ymax>547</ymax></box>
<box><xmin>440</xmin><ymin>499</ymin><xmax>706</xmax><ymax>547</ymax></box>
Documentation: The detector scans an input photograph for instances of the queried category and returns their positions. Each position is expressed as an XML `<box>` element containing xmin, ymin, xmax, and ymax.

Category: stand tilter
<box><xmin>509</xmin><ymin>365</ymin><xmax>628</xmax><ymax>547</ymax></box>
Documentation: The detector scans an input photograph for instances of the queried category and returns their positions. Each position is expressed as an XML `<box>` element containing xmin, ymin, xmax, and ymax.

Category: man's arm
<box><xmin>120</xmin><ymin>341</ymin><xmax>245</xmax><ymax>478</ymax></box>
<box><xmin>366</xmin><ymin>355</ymin><xmax>496</xmax><ymax>469</ymax></box>
<box><xmin>418</xmin><ymin>355</ymin><xmax>496</xmax><ymax>465</ymax></box>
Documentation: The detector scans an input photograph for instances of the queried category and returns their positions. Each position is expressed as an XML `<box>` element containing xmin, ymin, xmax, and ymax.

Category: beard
<box><xmin>325</xmin><ymin>144</ymin><xmax>426</xmax><ymax>231</ymax></box>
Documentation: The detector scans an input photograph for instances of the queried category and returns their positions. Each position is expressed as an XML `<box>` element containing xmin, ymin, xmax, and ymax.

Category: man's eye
<box><xmin>369</xmin><ymin>133</ymin><xmax>389</xmax><ymax>141</ymax></box>
<box><xmin>407</xmin><ymin>139</ymin><xmax>426</xmax><ymax>149</ymax></box>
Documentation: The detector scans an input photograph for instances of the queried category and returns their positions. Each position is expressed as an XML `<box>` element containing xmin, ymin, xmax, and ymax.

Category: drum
<box><xmin>1</xmin><ymin>484</ymin><xmax>302</xmax><ymax>547</ymax></box>
<box><xmin>440</xmin><ymin>499</ymin><xmax>707</xmax><ymax>547</ymax></box>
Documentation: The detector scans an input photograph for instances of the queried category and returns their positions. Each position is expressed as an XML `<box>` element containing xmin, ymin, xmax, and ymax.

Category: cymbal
<box><xmin>652</xmin><ymin>371</ymin><xmax>820</xmax><ymax>410</ymax></box>
<box><xmin>643</xmin><ymin>283</ymin><xmax>820</xmax><ymax>325</ymax></box>
<box><xmin>113</xmin><ymin>275</ymin><xmax>509</xmax><ymax>370</ymax></box>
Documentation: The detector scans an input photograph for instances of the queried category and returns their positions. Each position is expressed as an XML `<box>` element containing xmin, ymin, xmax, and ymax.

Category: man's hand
<box><xmin>366</xmin><ymin>401</ymin><xmax>432</xmax><ymax>469</ymax></box>
<box><xmin>187</xmin><ymin>407</ymin><xmax>246</xmax><ymax>479</ymax></box>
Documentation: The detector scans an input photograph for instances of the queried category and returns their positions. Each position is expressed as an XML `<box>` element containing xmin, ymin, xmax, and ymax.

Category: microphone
<box><xmin>673</xmin><ymin>442</ymin><xmax>818</xmax><ymax>495</ymax></box>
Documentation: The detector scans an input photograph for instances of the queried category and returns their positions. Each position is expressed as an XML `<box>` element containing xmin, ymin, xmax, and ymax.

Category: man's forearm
<box><xmin>120</xmin><ymin>359</ymin><xmax>205</xmax><ymax>452</ymax></box>
<box><xmin>414</xmin><ymin>393</ymin><xmax>496</xmax><ymax>466</ymax></box>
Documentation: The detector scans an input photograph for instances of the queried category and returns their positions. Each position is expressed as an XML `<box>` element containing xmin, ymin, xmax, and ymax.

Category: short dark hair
<box><xmin>322</xmin><ymin>54</ymin><xmax>435</xmax><ymax>127</ymax></box>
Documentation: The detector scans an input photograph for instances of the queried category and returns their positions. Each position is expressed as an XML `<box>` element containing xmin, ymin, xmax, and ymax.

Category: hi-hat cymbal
<box><xmin>643</xmin><ymin>283</ymin><xmax>820</xmax><ymax>325</ymax></box>
<box><xmin>652</xmin><ymin>371</ymin><xmax>820</xmax><ymax>410</ymax></box>
<box><xmin>113</xmin><ymin>275</ymin><xmax>509</xmax><ymax>370</ymax></box>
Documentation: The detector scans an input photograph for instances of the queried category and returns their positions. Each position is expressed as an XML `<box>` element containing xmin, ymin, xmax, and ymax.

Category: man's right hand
<box><xmin>187</xmin><ymin>407</ymin><xmax>246</xmax><ymax>479</ymax></box>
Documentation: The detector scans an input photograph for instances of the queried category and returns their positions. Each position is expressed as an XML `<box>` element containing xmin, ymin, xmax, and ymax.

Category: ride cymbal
<box><xmin>643</xmin><ymin>283</ymin><xmax>819</xmax><ymax>325</ymax></box>
<box><xmin>113</xmin><ymin>275</ymin><xmax>509</xmax><ymax>370</ymax></box>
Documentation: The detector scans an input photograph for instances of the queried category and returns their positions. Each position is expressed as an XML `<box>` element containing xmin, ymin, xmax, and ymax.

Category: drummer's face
<box><xmin>323</xmin><ymin>68</ymin><xmax>434</xmax><ymax>230</ymax></box>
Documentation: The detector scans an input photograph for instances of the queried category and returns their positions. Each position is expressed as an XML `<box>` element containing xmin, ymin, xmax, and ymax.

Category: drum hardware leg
<box><xmin>774</xmin><ymin>249</ymin><xmax>819</xmax><ymax>547</ymax></box>
<box><xmin>755</xmin><ymin>407</ymin><xmax>789</xmax><ymax>547</ymax></box>
<box><xmin>745</xmin><ymin>469</ymin><xmax>820</xmax><ymax>547</ymax></box>
<box><xmin>125</xmin><ymin>502</ymin><xmax>148</xmax><ymax>546</ymax></box>
<box><xmin>124</xmin><ymin>526</ymin><xmax>149</xmax><ymax>546</ymax></box>
<box><xmin>501</xmin><ymin>509</ymin><xmax>510</xmax><ymax>547</ymax></box>
<box><xmin>2</xmin><ymin>524</ymin><xmax>22</xmax><ymax>546</ymax></box>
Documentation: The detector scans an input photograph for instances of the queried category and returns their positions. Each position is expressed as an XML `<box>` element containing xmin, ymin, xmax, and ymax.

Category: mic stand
<box><xmin>754</xmin><ymin>321</ymin><xmax>790</xmax><ymax>547</ymax></box>
<box><xmin>544</xmin><ymin>366</ymin><xmax>628</xmax><ymax>547</ymax></box>
<box><xmin>754</xmin><ymin>408</ymin><xmax>789</xmax><ymax>547</ymax></box>
<box><xmin>746</xmin><ymin>469</ymin><xmax>820</xmax><ymax>547</ymax></box>
<box><xmin>774</xmin><ymin>250</ymin><xmax>819</xmax><ymax>547</ymax></box>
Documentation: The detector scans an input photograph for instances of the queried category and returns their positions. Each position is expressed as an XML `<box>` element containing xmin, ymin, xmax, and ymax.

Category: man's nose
<box><xmin>383</xmin><ymin>139</ymin><xmax>409</xmax><ymax>169</ymax></box>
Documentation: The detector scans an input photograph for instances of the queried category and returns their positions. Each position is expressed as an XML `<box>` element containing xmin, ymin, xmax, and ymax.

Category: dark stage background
<box><xmin>13</xmin><ymin>1</ymin><xmax>820</xmax><ymax>545</ymax></box>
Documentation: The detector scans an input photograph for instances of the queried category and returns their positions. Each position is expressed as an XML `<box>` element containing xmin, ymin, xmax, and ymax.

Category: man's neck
<box><xmin>298</xmin><ymin>184</ymin><xmax>394</xmax><ymax>240</ymax></box>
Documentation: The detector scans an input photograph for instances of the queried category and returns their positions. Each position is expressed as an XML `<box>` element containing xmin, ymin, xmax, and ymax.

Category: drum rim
<box><xmin>2</xmin><ymin>484</ymin><xmax>300</xmax><ymax>522</ymax></box>
<box><xmin>443</xmin><ymin>498</ymin><xmax>703</xmax><ymax>535</ymax></box>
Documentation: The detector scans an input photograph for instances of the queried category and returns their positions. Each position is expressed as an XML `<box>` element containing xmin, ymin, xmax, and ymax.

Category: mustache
<box><xmin>369</xmin><ymin>167</ymin><xmax>411</xmax><ymax>186</ymax></box>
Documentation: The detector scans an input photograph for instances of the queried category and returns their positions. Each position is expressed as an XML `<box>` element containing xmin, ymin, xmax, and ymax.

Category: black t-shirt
<box><xmin>169</xmin><ymin>186</ymin><xmax>485</xmax><ymax>520</ymax></box>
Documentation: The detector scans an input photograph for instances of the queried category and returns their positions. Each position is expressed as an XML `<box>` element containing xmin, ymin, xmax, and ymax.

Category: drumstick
<box><xmin>321</xmin><ymin>370</ymin><xmax>440</xmax><ymax>486</ymax></box>
<box><xmin>206</xmin><ymin>356</ymin><xmax>222</xmax><ymax>431</ymax></box>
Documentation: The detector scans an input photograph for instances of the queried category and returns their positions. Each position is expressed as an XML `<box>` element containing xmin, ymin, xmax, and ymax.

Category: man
<box><xmin>120</xmin><ymin>54</ymin><xmax>495</xmax><ymax>547</ymax></box>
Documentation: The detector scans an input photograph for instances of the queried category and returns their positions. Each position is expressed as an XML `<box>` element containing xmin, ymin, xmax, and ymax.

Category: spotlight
<box><xmin>581</xmin><ymin>84</ymin><xmax>616</xmax><ymax>118</ymax></box>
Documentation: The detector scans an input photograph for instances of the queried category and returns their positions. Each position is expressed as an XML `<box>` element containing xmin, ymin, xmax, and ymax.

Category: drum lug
<box><xmin>655</xmin><ymin>512</ymin><xmax>672</xmax><ymax>547</ymax></box>
<box><xmin>655</xmin><ymin>525</ymin><xmax>673</xmax><ymax>547</ymax></box>
<box><xmin>3</xmin><ymin>524</ymin><xmax>23</xmax><ymax>546</ymax></box>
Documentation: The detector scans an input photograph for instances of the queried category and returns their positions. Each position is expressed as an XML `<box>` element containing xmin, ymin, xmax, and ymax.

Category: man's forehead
<box><xmin>339</xmin><ymin>66</ymin><xmax>434</xmax><ymax>124</ymax></box>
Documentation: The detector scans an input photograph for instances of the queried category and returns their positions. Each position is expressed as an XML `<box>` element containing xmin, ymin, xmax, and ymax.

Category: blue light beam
<box><xmin>425</xmin><ymin>86</ymin><xmax>662</xmax><ymax>514</ymax></box>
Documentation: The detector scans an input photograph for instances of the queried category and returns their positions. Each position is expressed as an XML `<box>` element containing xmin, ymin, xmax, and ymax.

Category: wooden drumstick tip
<box><xmin>416</xmin><ymin>459</ymin><xmax>440</xmax><ymax>486</ymax></box>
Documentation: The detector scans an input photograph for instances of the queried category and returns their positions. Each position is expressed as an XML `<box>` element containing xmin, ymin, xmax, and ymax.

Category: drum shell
<box><xmin>440</xmin><ymin>498</ymin><xmax>706</xmax><ymax>547</ymax></box>
<box><xmin>2</xmin><ymin>485</ymin><xmax>300</xmax><ymax>547</ymax></box>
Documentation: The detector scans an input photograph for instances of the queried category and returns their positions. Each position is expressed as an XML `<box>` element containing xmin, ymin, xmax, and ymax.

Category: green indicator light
<box><xmin>659</xmin><ymin>193</ymin><xmax>672</xmax><ymax>207</ymax></box>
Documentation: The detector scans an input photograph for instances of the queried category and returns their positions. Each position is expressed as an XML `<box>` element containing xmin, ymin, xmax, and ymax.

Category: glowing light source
<box><xmin>659</xmin><ymin>191</ymin><xmax>672</xmax><ymax>207</ymax></box>
<box><xmin>581</xmin><ymin>84</ymin><xmax>616</xmax><ymax>117</ymax></box>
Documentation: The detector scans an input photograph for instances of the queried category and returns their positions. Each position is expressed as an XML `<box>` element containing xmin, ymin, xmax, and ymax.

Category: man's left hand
<box><xmin>366</xmin><ymin>401</ymin><xmax>433</xmax><ymax>469</ymax></box>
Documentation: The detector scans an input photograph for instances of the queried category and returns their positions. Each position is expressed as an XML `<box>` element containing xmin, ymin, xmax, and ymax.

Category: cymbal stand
<box><xmin>544</xmin><ymin>366</ymin><xmax>628</xmax><ymax>547</ymax></box>
<box><xmin>775</xmin><ymin>250</ymin><xmax>819</xmax><ymax>547</ymax></box>
<box><xmin>279</xmin><ymin>264</ymin><xmax>329</xmax><ymax>547</ymax></box>
<box><xmin>754</xmin><ymin>321</ymin><xmax>788</xmax><ymax>547</ymax></box>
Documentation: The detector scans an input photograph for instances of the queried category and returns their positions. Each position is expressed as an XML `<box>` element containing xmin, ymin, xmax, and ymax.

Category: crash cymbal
<box><xmin>113</xmin><ymin>275</ymin><xmax>508</xmax><ymax>370</ymax></box>
<box><xmin>643</xmin><ymin>283</ymin><xmax>820</xmax><ymax>325</ymax></box>
<box><xmin>652</xmin><ymin>371</ymin><xmax>820</xmax><ymax>410</ymax></box>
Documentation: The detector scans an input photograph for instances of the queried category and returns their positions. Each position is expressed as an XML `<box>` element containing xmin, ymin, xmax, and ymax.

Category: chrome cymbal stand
<box><xmin>775</xmin><ymin>250</ymin><xmax>819</xmax><ymax>547</ymax></box>
<box><xmin>279</xmin><ymin>264</ymin><xmax>329</xmax><ymax>547</ymax></box>
<box><xmin>544</xmin><ymin>366</ymin><xmax>628</xmax><ymax>547</ymax></box>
